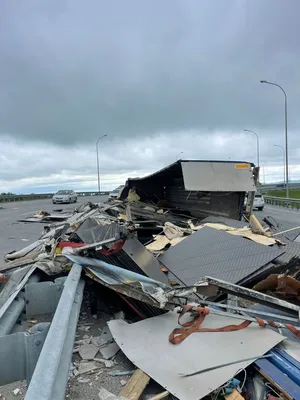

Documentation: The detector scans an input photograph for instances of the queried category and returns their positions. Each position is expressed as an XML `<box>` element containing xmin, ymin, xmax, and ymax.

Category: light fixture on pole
<box><xmin>176</xmin><ymin>152</ymin><xmax>183</xmax><ymax>161</ymax></box>
<box><xmin>96</xmin><ymin>134</ymin><xmax>107</xmax><ymax>194</ymax></box>
<box><xmin>260</xmin><ymin>80</ymin><xmax>289</xmax><ymax>198</ymax></box>
<box><xmin>274</xmin><ymin>144</ymin><xmax>285</xmax><ymax>187</ymax></box>
<box><xmin>243</xmin><ymin>129</ymin><xmax>260</xmax><ymax>167</ymax></box>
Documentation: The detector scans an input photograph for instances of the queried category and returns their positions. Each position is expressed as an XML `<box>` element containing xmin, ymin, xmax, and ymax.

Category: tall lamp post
<box><xmin>260</xmin><ymin>80</ymin><xmax>289</xmax><ymax>198</ymax></box>
<box><xmin>176</xmin><ymin>151</ymin><xmax>183</xmax><ymax>161</ymax></box>
<box><xmin>244</xmin><ymin>129</ymin><xmax>260</xmax><ymax>167</ymax></box>
<box><xmin>96</xmin><ymin>134</ymin><xmax>107</xmax><ymax>194</ymax></box>
<box><xmin>262</xmin><ymin>164</ymin><xmax>266</xmax><ymax>185</ymax></box>
<box><xmin>274</xmin><ymin>144</ymin><xmax>285</xmax><ymax>188</ymax></box>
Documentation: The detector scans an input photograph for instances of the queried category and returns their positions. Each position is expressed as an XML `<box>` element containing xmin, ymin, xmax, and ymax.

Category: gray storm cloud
<box><xmin>0</xmin><ymin>0</ymin><xmax>300</xmax><ymax>146</ymax></box>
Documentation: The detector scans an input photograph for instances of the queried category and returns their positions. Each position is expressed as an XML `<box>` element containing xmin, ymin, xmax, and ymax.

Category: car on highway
<box><xmin>52</xmin><ymin>190</ymin><xmax>77</xmax><ymax>204</ymax></box>
<box><xmin>108</xmin><ymin>186</ymin><xmax>124</xmax><ymax>201</ymax></box>
<box><xmin>244</xmin><ymin>191</ymin><xmax>265</xmax><ymax>211</ymax></box>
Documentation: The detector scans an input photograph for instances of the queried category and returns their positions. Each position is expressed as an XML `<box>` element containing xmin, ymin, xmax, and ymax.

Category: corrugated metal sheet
<box><xmin>74</xmin><ymin>218</ymin><xmax>126</xmax><ymax>244</ymax></box>
<box><xmin>69</xmin><ymin>253</ymin><xmax>165</xmax><ymax>318</ymax></box>
<box><xmin>121</xmin><ymin>238</ymin><xmax>169</xmax><ymax>283</ymax></box>
<box><xmin>108</xmin><ymin>311</ymin><xmax>284</xmax><ymax>400</ymax></box>
<box><xmin>165</xmin><ymin>184</ymin><xmax>244</xmax><ymax>220</ymax></box>
<box><xmin>158</xmin><ymin>226</ymin><xmax>284</xmax><ymax>286</ymax></box>
<box><xmin>121</xmin><ymin>160</ymin><xmax>250</xmax><ymax>221</ymax></box>
<box><xmin>87</xmin><ymin>238</ymin><xmax>169</xmax><ymax>316</ymax></box>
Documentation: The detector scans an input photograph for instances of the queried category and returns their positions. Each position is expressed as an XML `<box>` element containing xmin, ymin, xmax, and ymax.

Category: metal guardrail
<box><xmin>0</xmin><ymin>265</ymin><xmax>85</xmax><ymax>400</ymax></box>
<box><xmin>0</xmin><ymin>192</ymin><xmax>110</xmax><ymax>203</ymax></box>
<box><xmin>264</xmin><ymin>195</ymin><xmax>300</xmax><ymax>210</ymax></box>
<box><xmin>25</xmin><ymin>264</ymin><xmax>84</xmax><ymax>400</ymax></box>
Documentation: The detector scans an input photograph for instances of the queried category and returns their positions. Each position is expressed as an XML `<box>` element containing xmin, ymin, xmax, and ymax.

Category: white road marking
<box><xmin>20</xmin><ymin>210</ymin><xmax>40</xmax><ymax>216</ymax></box>
<box><xmin>265</xmin><ymin>205</ymin><xmax>300</xmax><ymax>215</ymax></box>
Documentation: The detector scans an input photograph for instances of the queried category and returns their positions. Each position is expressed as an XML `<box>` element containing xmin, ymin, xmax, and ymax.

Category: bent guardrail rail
<box><xmin>25</xmin><ymin>264</ymin><xmax>84</xmax><ymax>400</ymax></box>
<box><xmin>264</xmin><ymin>195</ymin><xmax>300</xmax><ymax>210</ymax></box>
<box><xmin>0</xmin><ymin>265</ymin><xmax>85</xmax><ymax>400</ymax></box>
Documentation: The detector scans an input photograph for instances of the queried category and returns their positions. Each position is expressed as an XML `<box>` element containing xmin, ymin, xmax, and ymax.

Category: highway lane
<box><xmin>0</xmin><ymin>195</ymin><xmax>107</xmax><ymax>263</ymax></box>
<box><xmin>258</xmin><ymin>204</ymin><xmax>300</xmax><ymax>234</ymax></box>
<box><xmin>1</xmin><ymin>200</ymin><xmax>300</xmax><ymax>264</ymax></box>
<box><xmin>0</xmin><ymin>200</ymin><xmax>298</xmax><ymax>398</ymax></box>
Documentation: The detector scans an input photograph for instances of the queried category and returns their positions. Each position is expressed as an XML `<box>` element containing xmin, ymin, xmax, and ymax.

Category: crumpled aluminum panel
<box><xmin>108</xmin><ymin>311</ymin><xmax>284</xmax><ymax>400</ymax></box>
<box><xmin>121</xmin><ymin>238</ymin><xmax>169</xmax><ymax>284</ymax></box>
<box><xmin>75</xmin><ymin>218</ymin><xmax>126</xmax><ymax>244</ymax></box>
<box><xmin>66</xmin><ymin>255</ymin><xmax>169</xmax><ymax>308</ymax></box>
<box><xmin>158</xmin><ymin>226</ymin><xmax>284</xmax><ymax>285</ymax></box>
<box><xmin>95</xmin><ymin>237</ymin><xmax>169</xmax><ymax>284</ymax></box>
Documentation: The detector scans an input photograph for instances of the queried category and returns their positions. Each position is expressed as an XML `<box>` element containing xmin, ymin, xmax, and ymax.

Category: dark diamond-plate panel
<box><xmin>273</xmin><ymin>242</ymin><xmax>300</xmax><ymax>265</ymax></box>
<box><xmin>158</xmin><ymin>226</ymin><xmax>284</xmax><ymax>285</ymax></box>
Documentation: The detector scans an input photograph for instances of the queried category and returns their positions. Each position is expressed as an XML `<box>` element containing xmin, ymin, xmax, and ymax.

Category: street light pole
<box><xmin>260</xmin><ymin>80</ymin><xmax>289</xmax><ymax>198</ymax></box>
<box><xmin>176</xmin><ymin>152</ymin><xmax>183</xmax><ymax>161</ymax></box>
<box><xmin>262</xmin><ymin>164</ymin><xmax>266</xmax><ymax>185</ymax></box>
<box><xmin>96</xmin><ymin>135</ymin><xmax>107</xmax><ymax>194</ymax></box>
<box><xmin>274</xmin><ymin>144</ymin><xmax>285</xmax><ymax>188</ymax></box>
<box><xmin>243</xmin><ymin>129</ymin><xmax>260</xmax><ymax>167</ymax></box>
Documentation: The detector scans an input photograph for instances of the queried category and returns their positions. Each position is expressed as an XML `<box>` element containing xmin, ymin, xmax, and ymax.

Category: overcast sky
<box><xmin>1</xmin><ymin>0</ymin><xmax>300</xmax><ymax>193</ymax></box>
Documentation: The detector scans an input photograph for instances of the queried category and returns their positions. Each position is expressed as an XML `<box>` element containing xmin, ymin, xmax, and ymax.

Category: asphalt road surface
<box><xmin>258</xmin><ymin>204</ymin><xmax>300</xmax><ymax>234</ymax></box>
<box><xmin>1</xmin><ymin>200</ymin><xmax>300</xmax><ymax>263</ymax></box>
<box><xmin>0</xmin><ymin>195</ymin><xmax>107</xmax><ymax>263</ymax></box>
<box><xmin>1</xmin><ymin>200</ymin><xmax>299</xmax><ymax>399</ymax></box>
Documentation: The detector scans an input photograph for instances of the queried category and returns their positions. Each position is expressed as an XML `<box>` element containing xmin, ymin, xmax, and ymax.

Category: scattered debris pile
<box><xmin>1</xmin><ymin>160</ymin><xmax>300</xmax><ymax>400</ymax></box>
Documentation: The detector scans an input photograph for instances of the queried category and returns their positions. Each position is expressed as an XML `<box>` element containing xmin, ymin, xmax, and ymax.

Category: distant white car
<box><xmin>52</xmin><ymin>190</ymin><xmax>77</xmax><ymax>204</ymax></box>
<box><xmin>244</xmin><ymin>192</ymin><xmax>265</xmax><ymax>211</ymax></box>
<box><xmin>253</xmin><ymin>192</ymin><xmax>265</xmax><ymax>210</ymax></box>
<box><xmin>108</xmin><ymin>186</ymin><xmax>124</xmax><ymax>200</ymax></box>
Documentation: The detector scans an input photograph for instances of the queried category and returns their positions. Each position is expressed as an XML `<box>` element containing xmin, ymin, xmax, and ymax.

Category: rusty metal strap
<box><xmin>169</xmin><ymin>305</ymin><xmax>300</xmax><ymax>345</ymax></box>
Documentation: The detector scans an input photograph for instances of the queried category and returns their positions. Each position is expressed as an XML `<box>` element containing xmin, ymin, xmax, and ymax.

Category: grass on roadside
<box><xmin>264</xmin><ymin>189</ymin><xmax>300</xmax><ymax>199</ymax></box>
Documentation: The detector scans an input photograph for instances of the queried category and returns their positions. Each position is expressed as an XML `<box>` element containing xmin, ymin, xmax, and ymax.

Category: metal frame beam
<box><xmin>196</xmin><ymin>276</ymin><xmax>300</xmax><ymax>318</ymax></box>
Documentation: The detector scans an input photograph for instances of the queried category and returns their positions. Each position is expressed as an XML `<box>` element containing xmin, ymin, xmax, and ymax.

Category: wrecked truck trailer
<box><xmin>120</xmin><ymin>159</ymin><xmax>258</xmax><ymax>221</ymax></box>
<box><xmin>9</xmin><ymin>160</ymin><xmax>300</xmax><ymax>399</ymax></box>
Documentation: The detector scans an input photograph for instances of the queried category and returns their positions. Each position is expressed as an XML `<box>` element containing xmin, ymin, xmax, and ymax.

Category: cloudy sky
<box><xmin>1</xmin><ymin>0</ymin><xmax>300</xmax><ymax>193</ymax></box>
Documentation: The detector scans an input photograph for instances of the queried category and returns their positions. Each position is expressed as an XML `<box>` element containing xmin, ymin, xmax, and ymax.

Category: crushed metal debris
<box><xmin>1</xmin><ymin>160</ymin><xmax>300</xmax><ymax>400</ymax></box>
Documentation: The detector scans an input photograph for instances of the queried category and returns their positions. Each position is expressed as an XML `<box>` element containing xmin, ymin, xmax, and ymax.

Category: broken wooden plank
<box><xmin>147</xmin><ymin>391</ymin><xmax>169</xmax><ymax>400</ymax></box>
<box><xmin>250</xmin><ymin>215</ymin><xmax>266</xmax><ymax>235</ymax></box>
<box><xmin>119</xmin><ymin>369</ymin><xmax>150</xmax><ymax>400</ymax></box>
